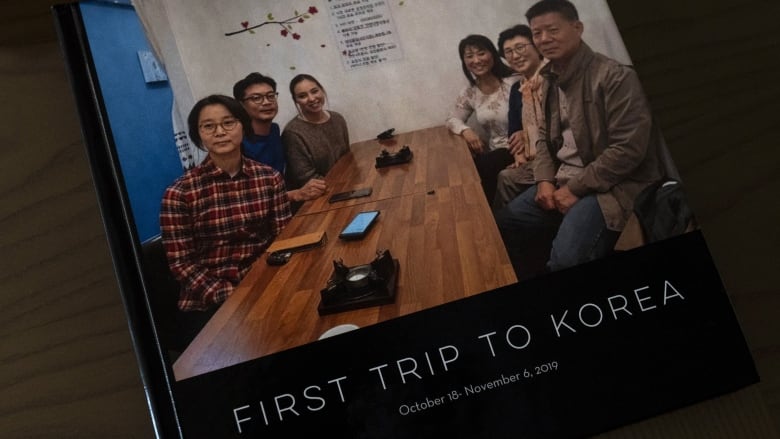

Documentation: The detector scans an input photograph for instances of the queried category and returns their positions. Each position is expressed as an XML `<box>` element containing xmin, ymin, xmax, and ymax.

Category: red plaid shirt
<box><xmin>160</xmin><ymin>157</ymin><xmax>292</xmax><ymax>311</ymax></box>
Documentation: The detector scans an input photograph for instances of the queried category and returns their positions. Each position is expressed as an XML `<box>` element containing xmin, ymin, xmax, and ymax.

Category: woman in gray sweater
<box><xmin>281</xmin><ymin>74</ymin><xmax>350</xmax><ymax>190</ymax></box>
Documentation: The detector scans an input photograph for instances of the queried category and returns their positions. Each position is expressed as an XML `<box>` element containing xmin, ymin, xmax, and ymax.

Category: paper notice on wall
<box><xmin>328</xmin><ymin>0</ymin><xmax>403</xmax><ymax>70</ymax></box>
<box><xmin>171</xmin><ymin>97</ymin><xmax>206</xmax><ymax>170</ymax></box>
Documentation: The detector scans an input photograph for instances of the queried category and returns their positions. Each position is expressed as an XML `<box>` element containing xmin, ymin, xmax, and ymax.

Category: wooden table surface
<box><xmin>173</xmin><ymin>130</ymin><xmax>516</xmax><ymax>380</ymax></box>
<box><xmin>3</xmin><ymin>0</ymin><xmax>780</xmax><ymax>437</ymax></box>
<box><xmin>295</xmin><ymin>126</ymin><xmax>481</xmax><ymax>216</ymax></box>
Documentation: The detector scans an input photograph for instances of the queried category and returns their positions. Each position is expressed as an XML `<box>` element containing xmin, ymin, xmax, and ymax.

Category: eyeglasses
<box><xmin>198</xmin><ymin>118</ymin><xmax>240</xmax><ymax>135</ymax></box>
<box><xmin>504</xmin><ymin>43</ymin><xmax>532</xmax><ymax>58</ymax></box>
<box><xmin>242</xmin><ymin>92</ymin><xmax>279</xmax><ymax>104</ymax></box>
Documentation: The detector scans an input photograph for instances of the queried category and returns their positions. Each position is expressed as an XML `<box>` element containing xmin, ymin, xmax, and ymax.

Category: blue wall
<box><xmin>80</xmin><ymin>1</ymin><xmax>183</xmax><ymax>242</ymax></box>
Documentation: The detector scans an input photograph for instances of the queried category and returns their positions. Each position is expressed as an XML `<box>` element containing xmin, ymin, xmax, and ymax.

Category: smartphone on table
<box><xmin>328</xmin><ymin>187</ymin><xmax>372</xmax><ymax>203</ymax></box>
<box><xmin>339</xmin><ymin>210</ymin><xmax>380</xmax><ymax>240</ymax></box>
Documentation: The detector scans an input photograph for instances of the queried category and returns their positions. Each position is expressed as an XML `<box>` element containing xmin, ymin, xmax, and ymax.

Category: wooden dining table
<box><xmin>172</xmin><ymin>126</ymin><xmax>517</xmax><ymax>381</ymax></box>
<box><xmin>294</xmin><ymin>125</ymin><xmax>482</xmax><ymax>216</ymax></box>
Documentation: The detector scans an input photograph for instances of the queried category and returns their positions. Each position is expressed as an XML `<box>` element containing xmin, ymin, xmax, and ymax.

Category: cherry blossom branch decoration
<box><xmin>225</xmin><ymin>6</ymin><xmax>319</xmax><ymax>39</ymax></box>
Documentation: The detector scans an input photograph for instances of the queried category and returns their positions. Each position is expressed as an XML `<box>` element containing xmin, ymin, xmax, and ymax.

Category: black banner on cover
<box><xmin>173</xmin><ymin>231</ymin><xmax>758</xmax><ymax>438</ymax></box>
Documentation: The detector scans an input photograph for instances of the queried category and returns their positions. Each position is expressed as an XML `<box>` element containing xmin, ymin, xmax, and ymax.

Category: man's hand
<box><xmin>535</xmin><ymin>181</ymin><xmax>557</xmax><ymax>210</ymax></box>
<box><xmin>552</xmin><ymin>185</ymin><xmax>580</xmax><ymax>214</ymax></box>
<box><xmin>289</xmin><ymin>178</ymin><xmax>327</xmax><ymax>202</ymax></box>
<box><xmin>461</xmin><ymin>128</ymin><xmax>485</xmax><ymax>154</ymax></box>
<box><xmin>507</xmin><ymin>130</ymin><xmax>526</xmax><ymax>156</ymax></box>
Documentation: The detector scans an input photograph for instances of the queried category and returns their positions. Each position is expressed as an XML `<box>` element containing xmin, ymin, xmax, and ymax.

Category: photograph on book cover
<box><xmin>131</xmin><ymin>0</ymin><xmax>697</xmax><ymax>381</ymax></box>
<box><xmin>55</xmin><ymin>0</ymin><xmax>759</xmax><ymax>437</ymax></box>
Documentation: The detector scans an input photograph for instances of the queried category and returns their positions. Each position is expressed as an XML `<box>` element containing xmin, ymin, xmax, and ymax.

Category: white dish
<box><xmin>318</xmin><ymin>324</ymin><xmax>360</xmax><ymax>340</ymax></box>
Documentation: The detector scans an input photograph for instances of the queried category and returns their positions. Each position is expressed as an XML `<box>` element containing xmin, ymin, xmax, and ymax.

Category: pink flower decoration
<box><xmin>225</xmin><ymin>6</ymin><xmax>319</xmax><ymax>37</ymax></box>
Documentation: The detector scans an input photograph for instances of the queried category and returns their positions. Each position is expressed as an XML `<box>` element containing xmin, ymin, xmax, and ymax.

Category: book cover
<box><xmin>53</xmin><ymin>1</ymin><xmax>762</xmax><ymax>437</ymax></box>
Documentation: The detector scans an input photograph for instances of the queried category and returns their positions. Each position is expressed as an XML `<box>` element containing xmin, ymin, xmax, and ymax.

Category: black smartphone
<box><xmin>328</xmin><ymin>187</ymin><xmax>372</xmax><ymax>203</ymax></box>
<box><xmin>339</xmin><ymin>210</ymin><xmax>380</xmax><ymax>240</ymax></box>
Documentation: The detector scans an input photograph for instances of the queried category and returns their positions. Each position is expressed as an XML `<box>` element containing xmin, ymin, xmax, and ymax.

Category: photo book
<box><xmin>53</xmin><ymin>1</ymin><xmax>759</xmax><ymax>437</ymax></box>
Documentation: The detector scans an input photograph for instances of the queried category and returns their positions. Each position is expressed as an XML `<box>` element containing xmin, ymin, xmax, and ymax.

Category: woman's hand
<box><xmin>461</xmin><ymin>128</ymin><xmax>485</xmax><ymax>154</ymax></box>
<box><xmin>507</xmin><ymin>131</ymin><xmax>526</xmax><ymax>156</ymax></box>
<box><xmin>506</xmin><ymin>152</ymin><xmax>528</xmax><ymax>169</ymax></box>
<box><xmin>289</xmin><ymin>178</ymin><xmax>327</xmax><ymax>202</ymax></box>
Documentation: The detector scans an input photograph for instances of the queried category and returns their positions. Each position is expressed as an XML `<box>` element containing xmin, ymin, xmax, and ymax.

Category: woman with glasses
<box><xmin>234</xmin><ymin>72</ymin><xmax>327</xmax><ymax>203</ymax></box>
<box><xmin>493</xmin><ymin>24</ymin><xmax>548</xmax><ymax>210</ymax></box>
<box><xmin>160</xmin><ymin>95</ymin><xmax>292</xmax><ymax>345</ymax></box>
<box><xmin>445</xmin><ymin>34</ymin><xmax>519</xmax><ymax>204</ymax></box>
<box><xmin>281</xmin><ymin>74</ymin><xmax>350</xmax><ymax>192</ymax></box>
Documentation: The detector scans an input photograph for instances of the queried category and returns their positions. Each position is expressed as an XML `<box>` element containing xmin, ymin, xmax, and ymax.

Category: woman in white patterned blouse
<box><xmin>445</xmin><ymin>34</ymin><xmax>520</xmax><ymax>202</ymax></box>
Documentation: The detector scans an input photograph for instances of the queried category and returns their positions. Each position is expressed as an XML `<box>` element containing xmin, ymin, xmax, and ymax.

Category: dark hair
<box><xmin>232</xmin><ymin>72</ymin><xmax>277</xmax><ymax>101</ymax></box>
<box><xmin>187</xmin><ymin>95</ymin><xmax>252</xmax><ymax>150</ymax></box>
<box><xmin>457</xmin><ymin>34</ymin><xmax>514</xmax><ymax>86</ymax></box>
<box><xmin>289</xmin><ymin>74</ymin><xmax>326</xmax><ymax>99</ymax></box>
<box><xmin>497</xmin><ymin>24</ymin><xmax>543</xmax><ymax>60</ymax></box>
<box><xmin>526</xmin><ymin>0</ymin><xmax>579</xmax><ymax>22</ymax></box>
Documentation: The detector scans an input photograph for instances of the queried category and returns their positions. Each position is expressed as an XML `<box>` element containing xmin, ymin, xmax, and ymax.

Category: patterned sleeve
<box><xmin>160</xmin><ymin>183</ymin><xmax>233</xmax><ymax>310</ymax></box>
<box><xmin>266</xmin><ymin>171</ymin><xmax>293</xmax><ymax>238</ymax></box>
<box><xmin>445</xmin><ymin>85</ymin><xmax>475</xmax><ymax>135</ymax></box>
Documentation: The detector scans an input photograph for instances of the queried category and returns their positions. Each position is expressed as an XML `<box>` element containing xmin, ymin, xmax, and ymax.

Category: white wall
<box><xmin>136</xmin><ymin>0</ymin><xmax>630</xmax><ymax>143</ymax></box>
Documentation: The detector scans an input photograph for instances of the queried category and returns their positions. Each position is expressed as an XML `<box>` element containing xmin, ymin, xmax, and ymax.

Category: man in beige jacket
<box><xmin>495</xmin><ymin>0</ymin><xmax>661</xmax><ymax>279</ymax></box>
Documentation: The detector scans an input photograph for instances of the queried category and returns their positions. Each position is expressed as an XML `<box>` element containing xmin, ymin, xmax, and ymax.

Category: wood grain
<box><xmin>607</xmin><ymin>0</ymin><xmax>780</xmax><ymax>436</ymax></box>
<box><xmin>2</xmin><ymin>0</ymin><xmax>779</xmax><ymax>436</ymax></box>
<box><xmin>295</xmin><ymin>126</ymin><xmax>481</xmax><ymax>216</ymax></box>
<box><xmin>174</xmin><ymin>175</ymin><xmax>516</xmax><ymax>379</ymax></box>
<box><xmin>0</xmin><ymin>41</ymin><xmax>154</xmax><ymax>436</ymax></box>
